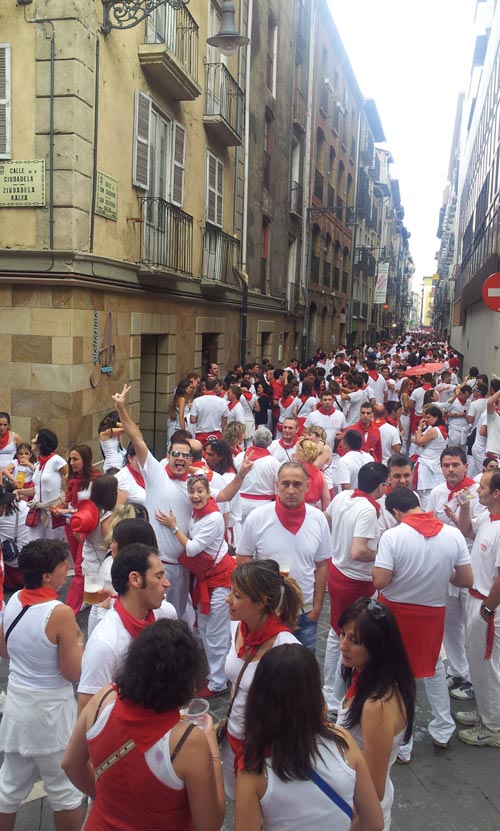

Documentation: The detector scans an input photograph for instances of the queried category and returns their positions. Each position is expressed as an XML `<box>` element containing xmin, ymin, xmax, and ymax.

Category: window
<box><xmin>206</xmin><ymin>150</ymin><xmax>224</xmax><ymax>226</ymax></box>
<box><xmin>266</xmin><ymin>15</ymin><xmax>277</xmax><ymax>95</ymax></box>
<box><xmin>264</xmin><ymin>109</ymin><xmax>274</xmax><ymax>192</ymax></box>
<box><xmin>146</xmin><ymin>4</ymin><xmax>175</xmax><ymax>46</ymax></box>
<box><xmin>261</xmin><ymin>219</ymin><xmax>271</xmax><ymax>294</ymax></box>
<box><xmin>133</xmin><ymin>91</ymin><xmax>185</xmax><ymax>205</ymax></box>
<box><xmin>0</xmin><ymin>44</ymin><xmax>11</xmax><ymax>159</ymax></box>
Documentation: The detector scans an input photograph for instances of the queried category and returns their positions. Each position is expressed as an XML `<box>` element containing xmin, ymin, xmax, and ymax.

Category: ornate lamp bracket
<box><xmin>101</xmin><ymin>0</ymin><xmax>190</xmax><ymax>35</ymax></box>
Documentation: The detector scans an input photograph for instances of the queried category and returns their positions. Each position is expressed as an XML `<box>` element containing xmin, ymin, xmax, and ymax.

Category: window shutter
<box><xmin>145</xmin><ymin>11</ymin><xmax>156</xmax><ymax>43</ymax></box>
<box><xmin>206</xmin><ymin>152</ymin><xmax>223</xmax><ymax>226</ymax></box>
<box><xmin>171</xmin><ymin>123</ymin><xmax>185</xmax><ymax>206</ymax></box>
<box><xmin>133</xmin><ymin>90</ymin><xmax>151</xmax><ymax>190</ymax></box>
<box><xmin>0</xmin><ymin>44</ymin><xmax>11</xmax><ymax>160</ymax></box>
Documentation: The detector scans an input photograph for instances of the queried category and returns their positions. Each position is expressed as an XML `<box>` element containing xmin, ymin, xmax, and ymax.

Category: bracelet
<box><xmin>212</xmin><ymin>755</ymin><xmax>223</xmax><ymax>764</ymax></box>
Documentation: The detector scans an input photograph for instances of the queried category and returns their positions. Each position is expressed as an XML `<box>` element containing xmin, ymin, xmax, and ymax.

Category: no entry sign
<box><xmin>483</xmin><ymin>273</ymin><xmax>500</xmax><ymax>311</ymax></box>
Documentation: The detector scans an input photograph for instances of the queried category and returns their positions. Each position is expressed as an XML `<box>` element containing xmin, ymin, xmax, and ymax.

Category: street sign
<box><xmin>482</xmin><ymin>272</ymin><xmax>500</xmax><ymax>311</ymax></box>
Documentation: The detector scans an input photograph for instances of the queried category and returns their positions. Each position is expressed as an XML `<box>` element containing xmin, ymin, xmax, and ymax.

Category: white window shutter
<box><xmin>216</xmin><ymin>157</ymin><xmax>224</xmax><ymax>227</ymax></box>
<box><xmin>133</xmin><ymin>90</ymin><xmax>151</xmax><ymax>190</ymax></box>
<box><xmin>0</xmin><ymin>44</ymin><xmax>11</xmax><ymax>160</ymax></box>
<box><xmin>207</xmin><ymin>152</ymin><xmax>217</xmax><ymax>223</ymax></box>
<box><xmin>145</xmin><ymin>11</ymin><xmax>156</xmax><ymax>43</ymax></box>
<box><xmin>172</xmin><ymin>123</ymin><xmax>185</xmax><ymax>206</ymax></box>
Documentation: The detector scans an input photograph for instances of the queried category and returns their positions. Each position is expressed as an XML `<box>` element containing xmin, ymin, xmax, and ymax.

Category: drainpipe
<box><xmin>89</xmin><ymin>36</ymin><xmax>100</xmax><ymax>252</ymax></box>
<box><xmin>347</xmin><ymin>102</ymin><xmax>362</xmax><ymax>348</ymax></box>
<box><xmin>49</xmin><ymin>33</ymin><xmax>55</xmax><ymax>249</ymax></box>
<box><xmin>299</xmin><ymin>0</ymin><xmax>316</xmax><ymax>364</ymax></box>
<box><xmin>240</xmin><ymin>0</ymin><xmax>253</xmax><ymax>367</ymax></box>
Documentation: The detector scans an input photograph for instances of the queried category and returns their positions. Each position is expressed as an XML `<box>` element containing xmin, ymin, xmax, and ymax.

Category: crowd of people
<box><xmin>0</xmin><ymin>333</ymin><xmax>498</xmax><ymax>830</ymax></box>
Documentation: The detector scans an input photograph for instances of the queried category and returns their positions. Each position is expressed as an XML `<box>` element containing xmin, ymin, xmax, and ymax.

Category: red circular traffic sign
<box><xmin>483</xmin><ymin>272</ymin><xmax>500</xmax><ymax>311</ymax></box>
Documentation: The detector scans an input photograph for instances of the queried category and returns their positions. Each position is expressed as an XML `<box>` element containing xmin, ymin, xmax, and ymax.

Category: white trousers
<box><xmin>444</xmin><ymin>588</ymin><xmax>470</xmax><ymax>681</ymax></box>
<box><xmin>465</xmin><ymin>594</ymin><xmax>500</xmax><ymax>731</ymax></box>
<box><xmin>322</xmin><ymin>627</ymin><xmax>347</xmax><ymax>712</ymax></box>
<box><xmin>197</xmin><ymin>586</ymin><xmax>231</xmax><ymax>691</ymax></box>
<box><xmin>398</xmin><ymin>657</ymin><xmax>455</xmax><ymax>761</ymax></box>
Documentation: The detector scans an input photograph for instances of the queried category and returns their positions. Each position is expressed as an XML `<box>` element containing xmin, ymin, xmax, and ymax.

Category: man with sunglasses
<box><xmin>112</xmin><ymin>386</ymin><xmax>251</xmax><ymax>617</ymax></box>
<box><xmin>374</xmin><ymin>487</ymin><xmax>473</xmax><ymax>755</ymax></box>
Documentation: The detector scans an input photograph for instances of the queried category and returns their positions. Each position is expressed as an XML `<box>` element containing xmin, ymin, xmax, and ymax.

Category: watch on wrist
<box><xmin>481</xmin><ymin>603</ymin><xmax>495</xmax><ymax>615</ymax></box>
<box><xmin>170</xmin><ymin>525</ymin><xmax>180</xmax><ymax>535</ymax></box>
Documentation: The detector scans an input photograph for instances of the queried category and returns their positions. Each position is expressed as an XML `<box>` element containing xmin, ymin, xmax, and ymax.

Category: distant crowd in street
<box><xmin>0</xmin><ymin>330</ymin><xmax>498</xmax><ymax>831</ymax></box>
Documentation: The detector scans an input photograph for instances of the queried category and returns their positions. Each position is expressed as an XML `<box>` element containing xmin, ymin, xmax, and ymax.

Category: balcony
<box><xmin>203</xmin><ymin>63</ymin><xmax>243</xmax><ymax>146</ymax></box>
<box><xmin>202</xmin><ymin>222</ymin><xmax>241</xmax><ymax>286</ymax></box>
<box><xmin>290</xmin><ymin>180</ymin><xmax>303</xmax><ymax>217</ymax></box>
<box><xmin>359</xmin><ymin>131</ymin><xmax>374</xmax><ymax>165</ymax></box>
<box><xmin>314</xmin><ymin>169</ymin><xmax>324</xmax><ymax>202</ymax></box>
<box><xmin>138</xmin><ymin>6</ymin><xmax>201</xmax><ymax>100</ymax></box>
<box><xmin>293</xmin><ymin>87</ymin><xmax>306</xmax><ymax>131</ymax></box>
<box><xmin>139</xmin><ymin>197</ymin><xmax>193</xmax><ymax>275</ymax></box>
<box><xmin>357</xmin><ymin>187</ymin><xmax>372</xmax><ymax>219</ymax></box>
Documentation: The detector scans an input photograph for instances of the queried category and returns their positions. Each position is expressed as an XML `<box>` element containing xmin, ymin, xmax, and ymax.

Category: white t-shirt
<box><xmin>190</xmin><ymin>394</ymin><xmax>229</xmax><ymax>433</ymax></box>
<box><xmin>378</xmin><ymin>422</ymin><xmax>401</xmax><ymax>465</ymax></box>
<box><xmin>335</xmin><ymin>450</ymin><xmax>373</xmax><ymax>489</ymax></box>
<box><xmin>99</xmin><ymin>437</ymin><xmax>126</xmax><ymax>472</ymax></box>
<box><xmin>327</xmin><ymin>490</ymin><xmax>379</xmax><ymax>580</ymax></box>
<box><xmin>269</xmin><ymin>440</ymin><xmax>297</xmax><ymax>465</ymax></box>
<box><xmin>141</xmin><ymin>452</ymin><xmax>192</xmax><ymax>564</ymax></box>
<box><xmin>227</xmin><ymin>402</ymin><xmax>245</xmax><ymax>424</ymax></box>
<box><xmin>115</xmin><ymin>466</ymin><xmax>146</xmax><ymax>506</ymax></box>
<box><xmin>486</xmin><ymin>406</ymin><xmax>500</xmax><ymax>455</ymax></box>
<box><xmin>469</xmin><ymin>513</ymin><xmax>500</xmax><ymax>596</ymax></box>
<box><xmin>304</xmin><ymin>409</ymin><xmax>346</xmax><ymax>449</ymax></box>
<box><xmin>78</xmin><ymin>603</ymin><xmax>177</xmax><ymax>695</ymax></box>
<box><xmin>186</xmin><ymin>511</ymin><xmax>227</xmax><ymax>560</ymax></box>
<box><xmin>467</xmin><ymin>397</ymin><xmax>487</xmax><ymax>431</ymax></box>
<box><xmin>238</xmin><ymin>503</ymin><xmax>331</xmax><ymax>603</ymax></box>
<box><xmin>369</xmin><ymin>373</ymin><xmax>388</xmax><ymax>404</ymax></box>
<box><xmin>447</xmin><ymin>398</ymin><xmax>470</xmax><ymax>445</ymax></box>
<box><xmin>292</xmin><ymin>395</ymin><xmax>317</xmax><ymax>419</ymax></box>
<box><xmin>375</xmin><ymin>522</ymin><xmax>471</xmax><ymax>606</ymax></box>
<box><xmin>32</xmin><ymin>454</ymin><xmax>66</xmax><ymax>502</ymax></box>
<box><xmin>234</xmin><ymin>452</ymin><xmax>279</xmax><ymax>500</ymax></box>
<box><xmin>427</xmin><ymin>480</ymin><xmax>485</xmax><ymax>539</ymax></box>
<box><xmin>410</xmin><ymin>387</ymin><xmax>426</xmax><ymax>414</ymax></box>
<box><xmin>345</xmin><ymin>389</ymin><xmax>368</xmax><ymax>425</ymax></box>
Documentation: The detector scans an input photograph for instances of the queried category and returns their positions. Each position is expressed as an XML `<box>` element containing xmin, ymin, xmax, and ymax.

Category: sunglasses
<box><xmin>363</xmin><ymin>598</ymin><xmax>387</xmax><ymax>620</ymax></box>
<box><xmin>170</xmin><ymin>450</ymin><xmax>191</xmax><ymax>459</ymax></box>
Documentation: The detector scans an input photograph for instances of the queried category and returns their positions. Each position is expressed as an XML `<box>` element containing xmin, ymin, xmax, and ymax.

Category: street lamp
<box><xmin>101</xmin><ymin>0</ymin><xmax>190</xmax><ymax>34</ymax></box>
<box><xmin>207</xmin><ymin>0</ymin><xmax>249</xmax><ymax>56</ymax></box>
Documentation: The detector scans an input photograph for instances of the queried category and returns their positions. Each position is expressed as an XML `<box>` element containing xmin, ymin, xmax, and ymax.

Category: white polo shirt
<box><xmin>326</xmin><ymin>490</ymin><xmax>379</xmax><ymax>580</ymax></box>
<box><xmin>237</xmin><ymin>503</ymin><xmax>331</xmax><ymax>603</ymax></box>
<box><xmin>335</xmin><ymin>450</ymin><xmax>373</xmax><ymax>489</ymax></box>
<box><xmin>375</xmin><ymin>522</ymin><xmax>471</xmax><ymax>605</ymax></box>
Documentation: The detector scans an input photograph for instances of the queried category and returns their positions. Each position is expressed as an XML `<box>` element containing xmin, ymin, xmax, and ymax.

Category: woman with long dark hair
<box><xmin>98</xmin><ymin>410</ymin><xmax>127</xmax><ymax>472</ymax></box>
<box><xmin>167</xmin><ymin>379</ymin><xmax>192</xmax><ymax>445</ymax></box>
<box><xmin>221</xmin><ymin>560</ymin><xmax>302</xmax><ymax>798</ymax></box>
<box><xmin>337</xmin><ymin>597</ymin><xmax>416</xmax><ymax>830</ymax></box>
<box><xmin>412</xmin><ymin>403</ymin><xmax>447</xmax><ymax>508</ymax></box>
<box><xmin>62</xmin><ymin>619</ymin><xmax>225</xmax><ymax>831</ymax></box>
<box><xmin>235</xmin><ymin>643</ymin><xmax>382</xmax><ymax>831</ymax></box>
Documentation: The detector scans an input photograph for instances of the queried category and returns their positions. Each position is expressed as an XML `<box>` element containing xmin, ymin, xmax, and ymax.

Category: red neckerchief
<box><xmin>228</xmin><ymin>400</ymin><xmax>238</xmax><ymax>411</ymax></box>
<box><xmin>237</xmin><ymin>613</ymin><xmax>290</xmax><ymax>659</ymax></box>
<box><xmin>457</xmin><ymin>396</ymin><xmax>467</xmax><ymax>406</ymax></box>
<box><xmin>242</xmin><ymin>390</ymin><xmax>253</xmax><ymax>401</ymax></box>
<box><xmin>345</xmin><ymin>668</ymin><xmax>360</xmax><ymax>700</ymax></box>
<box><xmin>0</xmin><ymin>431</ymin><xmax>10</xmax><ymax>450</ymax></box>
<box><xmin>374</xmin><ymin>417</ymin><xmax>386</xmax><ymax>427</ymax></box>
<box><xmin>351</xmin><ymin>489</ymin><xmax>380</xmax><ymax>517</ymax></box>
<box><xmin>422</xmin><ymin>383</ymin><xmax>432</xmax><ymax>390</ymax></box>
<box><xmin>280</xmin><ymin>395</ymin><xmax>294</xmax><ymax>408</ymax></box>
<box><xmin>299</xmin><ymin>394</ymin><xmax>308</xmax><ymax>403</ymax></box>
<box><xmin>165</xmin><ymin>465</ymin><xmax>189</xmax><ymax>482</ymax></box>
<box><xmin>368</xmin><ymin>370</ymin><xmax>379</xmax><ymax>382</ymax></box>
<box><xmin>38</xmin><ymin>452</ymin><xmax>56</xmax><ymax>472</ymax></box>
<box><xmin>279</xmin><ymin>437</ymin><xmax>298</xmax><ymax>449</ymax></box>
<box><xmin>401</xmin><ymin>511</ymin><xmax>444</xmax><ymax>537</ymax></box>
<box><xmin>274</xmin><ymin>497</ymin><xmax>306</xmax><ymax>534</ymax></box>
<box><xmin>192</xmin><ymin>496</ymin><xmax>219</xmax><ymax>520</ymax></box>
<box><xmin>65</xmin><ymin>470</ymin><xmax>100</xmax><ymax>506</ymax></box>
<box><xmin>114</xmin><ymin>598</ymin><xmax>155</xmax><ymax>639</ymax></box>
<box><xmin>245</xmin><ymin>446</ymin><xmax>270</xmax><ymax>461</ymax></box>
<box><xmin>386</xmin><ymin>415</ymin><xmax>398</xmax><ymax>427</ymax></box>
<box><xmin>317</xmin><ymin>406</ymin><xmax>333</xmax><ymax>416</ymax></box>
<box><xmin>126</xmin><ymin>464</ymin><xmax>145</xmax><ymax>490</ymax></box>
<box><xmin>232</xmin><ymin>445</ymin><xmax>242</xmax><ymax>457</ymax></box>
<box><xmin>113</xmin><ymin>697</ymin><xmax>180</xmax><ymax>753</ymax></box>
<box><xmin>19</xmin><ymin>586</ymin><xmax>58</xmax><ymax>608</ymax></box>
<box><xmin>203</xmin><ymin>391</ymin><xmax>216</xmax><ymax>396</ymax></box>
<box><xmin>437</xmin><ymin>424</ymin><xmax>448</xmax><ymax>440</ymax></box>
<box><xmin>446</xmin><ymin>477</ymin><xmax>475</xmax><ymax>501</ymax></box>
<box><xmin>490</xmin><ymin>513</ymin><xmax>500</xmax><ymax>522</ymax></box>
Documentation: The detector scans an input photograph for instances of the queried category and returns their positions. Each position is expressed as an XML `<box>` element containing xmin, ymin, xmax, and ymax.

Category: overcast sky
<box><xmin>327</xmin><ymin>0</ymin><xmax>476</xmax><ymax>291</ymax></box>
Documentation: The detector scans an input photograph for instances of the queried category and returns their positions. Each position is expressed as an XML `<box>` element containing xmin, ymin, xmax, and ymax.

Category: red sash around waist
<box><xmin>240</xmin><ymin>493</ymin><xmax>275</xmax><ymax>500</ymax></box>
<box><xmin>327</xmin><ymin>563</ymin><xmax>375</xmax><ymax>634</ymax></box>
<box><xmin>191</xmin><ymin>553</ymin><xmax>235</xmax><ymax>614</ymax></box>
<box><xmin>378</xmin><ymin>595</ymin><xmax>445</xmax><ymax>678</ymax></box>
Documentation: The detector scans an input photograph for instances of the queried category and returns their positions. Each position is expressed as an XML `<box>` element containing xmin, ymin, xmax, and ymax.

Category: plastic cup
<box><xmin>83</xmin><ymin>574</ymin><xmax>106</xmax><ymax>605</ymax></box>
<box><xmin>279</xmin><ymin>563</ymin><xmax>290</xmax><ymax>578</ymax></box>
<box><xmin>183</xmin><ymin>698</ymin><xmax>209</xmax><ymax>728</ymax></box>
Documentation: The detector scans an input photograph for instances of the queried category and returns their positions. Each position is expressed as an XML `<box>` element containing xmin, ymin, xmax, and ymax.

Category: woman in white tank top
<box><xmin>0</xmin><ymin>412</ymin><xmax>23</xmax><ymax>471</ymax></box>
<box><xmin>336</xmin><ymin>598</ymin><xmax>416</xmax><ymax>830</ymax></box>
<box><xmin>235</xmin><ymin>644</ymin><xmax>382</xmax><ymax>831</ymax></box>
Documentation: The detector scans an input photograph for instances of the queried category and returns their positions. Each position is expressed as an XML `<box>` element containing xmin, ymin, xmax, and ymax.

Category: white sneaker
<box><xmin>0</xmin><ymin>691</ymin><xmax>6</xmax><ymax>716</ymax></box>
<box><xmin>457</xmin><ymin>724</ymin><xmax>500</xmax><ymax>747</ymax></box>
<box><xmin>454</xmin><ymin>709</ymin><xmax>479</xmax><ymax>726</ymax></box>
